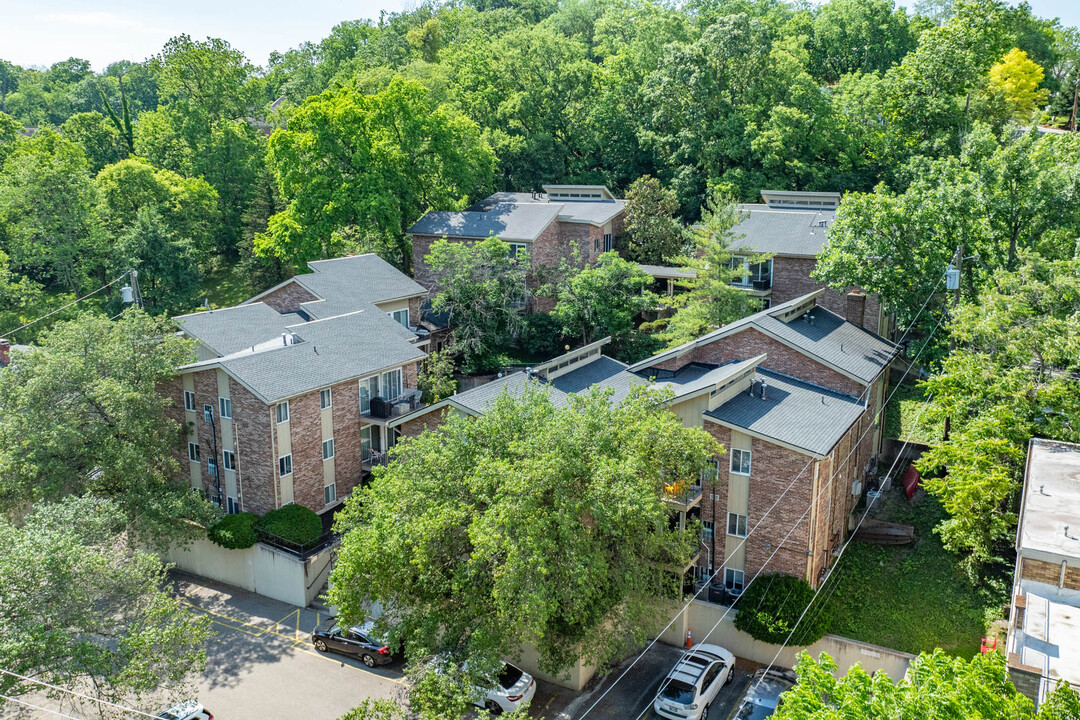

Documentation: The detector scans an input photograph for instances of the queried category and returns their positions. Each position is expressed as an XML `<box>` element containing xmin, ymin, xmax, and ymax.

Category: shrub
<box><xmin>207</xmin><ymin>512</ymin><xmax>258</xmax><ymax>549</ymax></box>
<box><xmin>733</xmin><ymin>573</ymin><xmax>832</xmax><ymax>646</ymax></box>
<box><xmin>518</xmin><ymin>313</ymin><xmax>565</xmax><ymax>359</ymax></box>
<box><xmin>255</xmin><ymin>504</ymin><xmax>323</xmax><ymax>546</ymax></box>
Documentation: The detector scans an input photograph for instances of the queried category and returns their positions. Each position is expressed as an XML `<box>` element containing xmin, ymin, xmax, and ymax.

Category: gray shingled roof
<box><xmin>643</xmin><ymin>361</ymin><xmax>749</xmax><ymax>400</ymax></box>
<box><xmin>754</xmin><ymin>308</ymin><xmax>894</xmax><ymax>384</ymax></box>
<box><xmin>639</xmin><ymin>264</ymin><xmax>697</xmax><ymax>279</ymax></box>
<box><xmin>559</xmin><ymin>200</ymin><xmax>625</xmax><ymax>225</ymax></box>
<box><xmin>293</xmin><ymin>254</ymin><xmax>427</xmax><ymax>319</ymax></box>
<box><xmin>175</xmin><ymin>303</ymin><xmax>293</xmax><ymax>356</ymax></box>
<box><xmin>732</xmin><ymin>205</ymin><xmax>835</xmax><ymax>257</ymax></box>
<box><xmin>207</xmin><ymin>310</ymin><xmax>425</xmax><ymax>402</ymax></box>
<box><xmin>705</xmin><ymin>369</ymin><xmax>865</xmax><ymax>456</ymax></box>
<box><xmin>407</xmin><ymin>204</ymin><xmax>562</xmax><ymax>242</ymax></box>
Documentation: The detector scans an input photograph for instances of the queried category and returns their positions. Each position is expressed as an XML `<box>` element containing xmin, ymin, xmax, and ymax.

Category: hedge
<box><xmin>255</xmin><ymin>505</ymin><xmax>323</xmax><ymax>546</ymax></box>
<box><xmin>207</xmin><ymin>512</ymin><xmax>259</xmax><ymax>549</ymax></box>
<box><xmin>733</xmin><ymin>573</ymin><xmax>832</xmax><ymax>646</ymax></box>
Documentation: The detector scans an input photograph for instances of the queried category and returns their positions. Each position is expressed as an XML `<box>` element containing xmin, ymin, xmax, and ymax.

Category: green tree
<box><xmin>426</xmin><ymin>237</ymin><xmax>526</xmax><ymax>373</ymax></box>
<box><xmin>0</xmin><ymin>310</ymin><xmax>214</xmax><ymax>546</ymax></box>
<box><xmin>60</xmin><ymin>111</ymin><xmax>125</xmax><ymax>172</ymax></box>
<box><xmin>418</xmin><ymin>348</ymin><xmax>459</xmax><ymax>403</ymax></box>
<box><xmin>733</xmin><ymin>574</ymin><xmax>832</xmax><ymax>646</ymax></box>
<box><xmin>620</xmin><ymin>175</ymin><xmax>687</xmax><ymax>264</ymax></box>
<box><xmin>773</xmin><ymin>649</ymin><xmax>1080</xmax><ymax>720</ymax></box>
<box><xmin>329</xmin><ymin>384</ymin><xmax>720</xmax><ymax>695</ymax></box>
<box><xmin>989</xmin><ymin>47</ymin><xmax>1050</xmax><ymax>120</ymax></box>
<box><xmin>808</xmin><ymin>0</ymin><xmax>916</xmax><ymax>83</ymax></box>
<box><xmin>655</xmin><ymin>193</ymin><xmax>764</xmax><ymax>348</ymax></box>
<box><xmin>258</xmin><ymin>77</ymin><xmax>495</xmax><ymax>270</ymax></box>
<box><xmin>0</xmin><ymin>110</ymin><xmax>22</xmax><ymax>166</ymax></box>
<box><xmin>552</xmin><ymin>252</ymin><xmax>657</xmax><ymax>360</ymax></box>
<box><xmin>117</xmin><ymin>207</ymin><xmax>202</xmax><ymax>312</ymax></box>
<box><xmin>0</xmin><ymin>497</ymin><xmax>211</xmax><ymax>709</ymax></box>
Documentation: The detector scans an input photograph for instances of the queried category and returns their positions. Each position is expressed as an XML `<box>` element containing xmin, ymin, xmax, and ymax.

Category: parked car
<box><xmin>732</xmin><ymin>668</ymin><xmax>797</xmax><ymax>720</ymax></box>
<box><xmin>473</xmin><ymin>661</ymin><xmax>536</xmax><ymax>716</ymax></box>
<box><xmin>653</xmin><ymin>644</ymin><xmax>735</xmax><ymax>720</ymax></box>
<box><xmin>311</xmin><ymin>619</ymin><xmax>396</xmax><ymax>667</ymax></box>
<box><xmin>156</xmin><ymin>700</ymin><xmax>212</xmax><ymax>720</ymax></box>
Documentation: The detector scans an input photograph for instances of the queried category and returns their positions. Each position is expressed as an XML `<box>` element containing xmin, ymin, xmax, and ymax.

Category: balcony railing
<box><xmin>662</xmin><ymin>481</ymin><xmax>703</xmax><ymax>512</ymax></box>
<box><xmin>367</xmin><ymin>389</ymin><xmax>426</xmax><ymax>420</ymax></box>
<box><xmin>730</xmin><ymin>277</ymin><xmax>772</xmax><ymax>291</ymax></box>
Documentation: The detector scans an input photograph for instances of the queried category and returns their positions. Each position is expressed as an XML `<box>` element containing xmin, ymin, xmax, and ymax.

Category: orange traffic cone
<box><xmin>685</xmin><ymin>630</ymin><xmax>693</xmax><ymax>649</ymax></box>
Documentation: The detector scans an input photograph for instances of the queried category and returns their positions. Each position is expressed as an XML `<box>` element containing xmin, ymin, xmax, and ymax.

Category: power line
<box><xmin>0</xmin><ymin>692</ymin><xmax>87</xmax><ymax>720</ymax></box>
<box><xmin>0</xmin><ymin>270</ymin><xmax>131</xmax><ymax>340</ymax></box>
<box><xmin>0</xmin><ymin>669</ymin><xmax>160</xmax><ymax>719</ymax></box>
<box><xmin>606</xmin><ymin>288</ymin><xmax>950</xmax><ymax>720</ymax></box>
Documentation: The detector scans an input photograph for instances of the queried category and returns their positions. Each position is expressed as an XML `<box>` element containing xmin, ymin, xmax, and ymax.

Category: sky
<box><xmin>1</xmin><ymin>0</ymin><xmax>1079</xmax><ymax>72</ymax></box>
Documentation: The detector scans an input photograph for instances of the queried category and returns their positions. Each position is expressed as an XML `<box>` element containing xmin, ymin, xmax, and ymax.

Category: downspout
<box><xmin>270</xmin><ymin>406</ymin><xmax>280</xmax><ymax>509</ymax></box>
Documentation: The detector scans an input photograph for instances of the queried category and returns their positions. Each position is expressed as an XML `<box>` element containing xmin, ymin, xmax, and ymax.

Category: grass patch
<box><xmin>198</xmin><ymin>264</ymin><xmax>253</xmax><ymax>310</ymax></box>
<box><xmin>820</xmin><ymin>487</ymin><xmax>1007</xmax><ymax>658</ymax></box>
<box><xmin>883</xmin><ymin>383</ymin><xmax>943</xmax><ymax>445</ymax></box>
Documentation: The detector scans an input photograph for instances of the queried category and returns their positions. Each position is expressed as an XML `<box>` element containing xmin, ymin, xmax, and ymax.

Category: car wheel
<box><xmin>485</xmin><ymin>700</ymin><xmax>503</xmax><ymax>716</ymax></box>
<box><xmin>702</xmin><ymin>701</ymin><xmax>711</xmax><ymax>719</ymax></box>
<box><xmin>314</xmin><ymin>639</ymin><xmax>327</xmax><ymax>652</ymax></box>
<box><xmin>361</xmin><ymin>653</ymin><xmax>376</xmax><ymax>668</ymax></box>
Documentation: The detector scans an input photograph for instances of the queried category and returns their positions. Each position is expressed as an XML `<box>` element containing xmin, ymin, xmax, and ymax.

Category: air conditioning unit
<box><xmin>369</xmin><ymin>397</ymin><xmax>392</xmax><ymax>419</ymax></box>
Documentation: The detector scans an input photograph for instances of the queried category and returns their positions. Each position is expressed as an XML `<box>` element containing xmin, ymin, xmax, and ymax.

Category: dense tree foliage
<box><xmin>733</xmin><ymin>574</ymin><xmax>833</xmax><ymax>646</ymax></box>
<box><xmin>620</xmin><ymin>175</ymin><xmax>688</xmax><ymax>264</ymax></box>
<box><xmin>329</xmin><ymin>384</ymin><xmax>720</xmax><ymax>709</ymax></box>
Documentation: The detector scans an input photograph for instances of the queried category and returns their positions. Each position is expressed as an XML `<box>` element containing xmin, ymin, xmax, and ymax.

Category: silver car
<box><xmin>732</xmin><ymin>668</ymin><xmax>796</xmax><ymax>720</ymax></box>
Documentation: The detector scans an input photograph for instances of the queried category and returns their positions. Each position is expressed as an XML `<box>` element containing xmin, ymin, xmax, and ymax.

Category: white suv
<box><xmin>653</xmin><ymin>644</ymin><xmax>735</xmax><ymax>720</ymax></box>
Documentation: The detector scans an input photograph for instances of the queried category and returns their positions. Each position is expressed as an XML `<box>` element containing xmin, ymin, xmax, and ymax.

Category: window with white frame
<box><xmin>361</xmin><ymin>425</ymin><xmax>378</xmax><ymax>461</ymax></box>
<box><xmin>730</xmin><ymin>448</ymin><xmax>751</xmax><ymax>475</ymax></box>
<box><xmin>507</xmin><ymin>243</ymin><xmax>528</xmax><ymax>261</ymax></box>
<box><xmin>389</xmin><ymin>309</ymin><xmax>409</xmax><ymax>327</ymax></box>
<box><xmin>208</xmin><ymin>458</ymin><xmax>218</xmax><ymax>477</ymax></box>
<box><xmin>727</xmin><ymin>512</ymin><xmax>748</xmax><ymax>537</ymax></box>
<box><xmin>724</xmin><ymin>568</ymin><xmax>745</xmax><ymax>594</ymax></box>
<box><xmin>702</xmin><ymin>520</ymin><xmax>715</xmax><ymax>544</ymax></box>
<box><xmin>222</xmin><ymin>450</ymin><xmax>236</xmax><ymax>471</ymax></box>
<box><xmin>320</xmin><ymin>388</ymin><xmax>332</xmax><ymax>410</ymax></box>
<box><xmin>188</xmin><ymin>442</ymin><xmax>200</xmax><ymax>462</ymax></box>
<box><xmin>278</xmin><ymin>454</ymin><xmax>292</xmax><ymax>476</ymax></box>
<box><xmin>322</xmin><ymin>438</ymin><xmax>335</xmax><ymax>460</ymax></box>
<box><xmin>359</xmin><ymin>375</ymin><xmax>380</xmax><ymax>414</ymax></box>
<box><xmin>219</xmin><ymin>397</ymin><xmax>232</xmax><ymax>419</ymax></box>
<box><xmin>275</xmin><ymin>401</ymin><xmax>289</xmax><ymax>424</ymax></box>
<box><xmin>382</xmin><ymin>367</ymin><xmax>403</xmax><ymax>402</ymax></box>
<box><xmin>184</xmin><ymin>390</ymin><xmax>196</xmax><ymax>412</ymax></box>
<box><xmin>203</xmin><ymin>404</ymin><xmax>213</xmax><ymax>423</ymax></box>
<box><xmin>603</xmin><ymin>233</ymin><xmax>613</xmax><ymax>252</ymax></box>
<box><xmin>226</xmin><ymin>497</ymin><xmax>238</xmax><ymax>514</ymax></box>
<box><xmin>324</xmin><ymin>483</ymin><xmax>337</xmax><ymax>506</ymax></box>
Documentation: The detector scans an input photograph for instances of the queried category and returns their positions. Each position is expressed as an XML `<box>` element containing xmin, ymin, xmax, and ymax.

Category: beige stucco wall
<box><xmin>510</xmin><ymin>643</ymin><xmax>599</xmax><ymax>692</ymax></box>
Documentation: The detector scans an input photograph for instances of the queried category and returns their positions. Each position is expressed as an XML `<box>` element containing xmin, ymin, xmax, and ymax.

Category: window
<box><xmin>278</xmin><ymin>454</ymin><xmax>292</xmax><ymax>476</ymax></box>
<box><xmin>320</xmin><ymin>388</ymin><xmax>332</xmax><ymax>410</ymax></box>
<box><xmin>188</xmin><ymin>442</ymin><xmax>200</xmax><ymax>462</ymax></box>
<box><xmin>219</xmin><ymin>397</ymin><xmax>232</xmax><ymax>419</ymax></box>
<box><xmin>222</xmin><ymin>450</ymin><xmax>236</xmax><ymax>471</ymax></box>
<box><xmin>208</xmin><ymin>458</ymin><xmax>218</xmax><ymax>477</ymax></box>
<box><xmin>727</xmin><ymin>513</ymin><xmax>748</xmax><ymax>538</ymax></box>
<box><xmin>594</xmin><ymin>237</ymin><xmax>600</xmax><ymax>252</ymax></box>
<box><xmin>389</xmin><ymin>309</ymin><xmax>409</xmax><ymax>328</ymax></box>
<box><xmin>603</xmin><ymin>233</ymin><xmax>613</xmax><ymax>252</ymax></box>
<box><xmin>730</xmin><ymin>448</ymin><xmax>751</xmax><ymax>475</ymax></box>
<box><xmin>322</xmin><ymin>438</ymin><xmax>335</xmax><ymax>460</ymax></box>
<box><xmin>508</xmin><ymin>243</ymin><xmax>528</xmax><ymax>261</ymax></box>
<box><xmin>382</xmin><ymin>367</ymin><xmax>403</xmax><ymax>402</ymax></box>
<box><xmin>702</xmin><ymin>663</ymin><xmax>722</xmax><ymax>692</ymax></box>
<box><xmin>275</xmin><ymin>401</ymin><xmax>289</xmax><ymax>424</ymax></box>
<box><xmin>361</xmin><ymin>425</ymin><xmax>379</xmax><ymax>461</ymax></box>
<box><xmin>700</xmin><ymin>459</ymin><xmax>720</xmax><ymax>484</ymax></box>
<box><xmin>203</xmin><ymin>404</ymin><xmax>213</xmax><ymax>423</ymax></box>
<box><xmin>702</xmin><ymin>520</ymin><xmax>714</xmax><ymax>544</ymax></box>
<box><xmin>359</xmin><ymin>375</ymin><xmax>380</xmax><ymax>414</ymax></box>
<box><xmin>724</xmin><ymin>568</ymin><xmax>745</xmax><ymax>594</ymax></box>
<box><xmin>226</xmin><ymin>497</ymin><xmax>238</xmax><ymax>514</ymax></box>
<box><xmin>183</xmin><ymin>390</ymin><xmax>196</xmax><ymax>412</ymax></box>
<box><xmin>324</xmin><ymin>483</ymin><xmax>337</xmax><ymax>506</ymax></box>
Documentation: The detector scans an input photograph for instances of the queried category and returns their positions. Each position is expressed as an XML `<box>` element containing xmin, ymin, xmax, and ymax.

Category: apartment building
<box><xmin>399</xmin><ymin>289</ymin><xmax>897</xmax><ymax>593</ymax></box>
<box><xmin>166</xmin><ymin>254</ymin><xmax>431</xmax><ymax>516</ymax></box>
<box><xmin>407</xmin><ymin>185</ymin><xmax>626</xmax><ymax>310</ymax></box>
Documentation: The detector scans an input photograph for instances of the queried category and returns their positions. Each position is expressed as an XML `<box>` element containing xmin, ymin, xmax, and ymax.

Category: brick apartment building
<box><xmin>165</xmin><ymin>254</ymin><xmax>432</xmax><ymax>517</ymax></box>
<box><xmin>399</xmin><ymin>289</ymin><xmax>897</xmax><ymax>593</ymax></box>
<box><xmin>643</xmin><ymin>190</ymin><xmax>885</xmax><ymax>336</ymax></box>
<box><xmin>1007</xmin><ymin>438</ymin><xmax>1080</xmax><ymax>705</ymax></box>
<box><xmin>407</xmin><ymin>185</ymin><xmax>625</xmax><ymax>310</ymax></box>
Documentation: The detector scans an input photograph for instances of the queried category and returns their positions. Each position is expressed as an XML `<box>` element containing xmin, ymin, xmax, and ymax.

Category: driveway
<box><xmin>174</xmin><ymin>572</ymin><xmax>408</xmax><ymax>720</ymax></box>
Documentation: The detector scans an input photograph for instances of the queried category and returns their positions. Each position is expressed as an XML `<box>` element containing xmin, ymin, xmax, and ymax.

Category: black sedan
<box><xmin>311</xmin><ymin>619</ymin><xmax>396</xmax><ymax>667</ymax></box>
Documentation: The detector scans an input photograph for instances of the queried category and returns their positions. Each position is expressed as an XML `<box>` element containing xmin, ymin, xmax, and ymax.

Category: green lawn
<box><xmin>820</xmin><ymin>487</ymin><xmax>1007</xmax><ymax>658</ymax></box>
<box><xmin>198</xmin><ymin>264</ymin><xmax>254</xmax><ymax>311</ymax></box>
<box><xmin>883</xmin><ymin>382</ymin><xmax>944</xmax><ymax>445</ymax></box>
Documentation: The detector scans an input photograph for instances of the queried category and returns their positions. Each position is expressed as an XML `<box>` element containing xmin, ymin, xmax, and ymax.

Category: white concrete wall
<box><xmin>658</xmin><ymin>599</ymin><xmax>913</xmax><ymax>682</ymax></box>
<box><xmin>166</xmin><ymin>538</ymin><xmax>334</xmax><ymax>608</ymax></box>
<box><xmin>511</xmin><ymin>644</ymin><xmax>598</xmax><ymax>692</ymax></box>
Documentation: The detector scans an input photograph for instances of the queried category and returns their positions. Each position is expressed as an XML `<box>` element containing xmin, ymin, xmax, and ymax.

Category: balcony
<box><xmin>662</xmin><ymin>481</ymin><xmax>703</xmax><ymax>513</ymax></box>
<box><xmin>363</xmin><ymin>389</ymin><xmax>427</xmax><ymax>425</ymax></box>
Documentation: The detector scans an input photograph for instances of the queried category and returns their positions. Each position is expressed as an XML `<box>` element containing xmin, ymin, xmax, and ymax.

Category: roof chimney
<box><xmin>846</xmin><ymin>291</ymin><xmax>867</xmax><ymax>328</ymax></box>
<box><xmin>0</xmin><ymin>338</ymin><xmax>9</xmax><ymax>367</ymax></box>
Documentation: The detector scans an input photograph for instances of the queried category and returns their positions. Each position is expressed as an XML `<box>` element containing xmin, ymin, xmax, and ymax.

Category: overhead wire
<box><xmin>0</xmin><ymin>270</ymin><xmax>131</xmax><ymax>340</ymax></box>
<box><xmin>0</xmin><ymin>669</ymin><xmax>160</xmax><ymax>719</ymax></box>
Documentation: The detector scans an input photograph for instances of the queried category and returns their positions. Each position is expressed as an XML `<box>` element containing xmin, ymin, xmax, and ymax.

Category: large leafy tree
<box><xmin>257</xmin><ymin>77</ymin><xmax>495</xmax><ymax>270</ymax></box>
<box><xmin>774</xmin><ymin>649</ymin><xmax>1080</xmax><ymax>720</ymax></box>
<box><xmin>988</xmin><ymin>47</ymin><xmax>1050</xmax><ymax>120</ymax></box>
<box><xmin>0</xmin><ymin>497</ymin><xmax>211</xmax><ymax>711</ymax></box>
<box><xmin>330</xmin><ymin>384</ymin><xmax>720</xmax><ymax>711</ymax></box>
<box><xmin>808</xmin><ymin>0</ymin><xmax>916</xmax><ymax>84</ymax></box>
<box><xmin>0</xmin><ymin>310</ymin><xmax>214</xmax><ymax>546</ymax></box>
<box><xmin>620</xmin><ymin>174</ymin><xmax>688</xmax><ymax>264</ymax></box>
<box><xmin>59</xmin><ymin>111</ymin><xmax>125</xmax><ymax>172</ymax></box>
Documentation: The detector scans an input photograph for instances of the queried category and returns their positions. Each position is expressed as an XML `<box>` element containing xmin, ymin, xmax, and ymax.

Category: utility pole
<box><xmin>943</xmin><ymin>245</ymin><xmax>962</xmax><ymax>442</ymax></box>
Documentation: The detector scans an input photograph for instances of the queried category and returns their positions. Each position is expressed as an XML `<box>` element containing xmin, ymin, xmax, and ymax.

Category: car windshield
<box><xmin>735</xmin><ymin>700</ymin><xmax>779</xmax><ymax>720</ymax></box>
<box><xmin>659</xmin><ymin>679</ymin><xmax>696</xmax><ymax>705</ymax></box>
<box><xmin>498</xmin><ymin>664</ymin><xmax>524</xmax><ymax>689</ymax></box>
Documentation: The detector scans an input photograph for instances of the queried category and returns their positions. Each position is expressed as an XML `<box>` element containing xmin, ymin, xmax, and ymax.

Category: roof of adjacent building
<box><xmin>642</xmin><ymin>359</ymin><xmax>760</xmax><ymax>401</ymax></box>
<box><xmin>1018</xmin><ymin>439</ymin><xmax>1080</xmax><ymax>559</ymax></box>
<box><xmin>174</xmin><ymin>303</ymin><xmax>295</xmax><ymax>357</ymax></box>
<box><xmin>629</xmin><ymin>290</ymin><xmax>897</xmax><ymax>386</ymax></box>
<box><xmin>730</xmin><ymin>205</ymin><xmax>836</xmax><ymax>258</ymax></box>
<box><xmin>705</xmin><ymin>369</ymin><xmax>865</xmax><ymax>456</ymax></box>
<box><xmin>638</xmin><ymin>264</ymin><xmax>698</xmax><ymax>280</ymax></box>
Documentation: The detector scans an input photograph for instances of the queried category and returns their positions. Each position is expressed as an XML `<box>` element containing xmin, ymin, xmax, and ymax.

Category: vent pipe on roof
<box><xmin>282</xmin><ymin>333</ymin><xmax>289</xmax><ymax>346</ymax></box>
<box><xmin>760</xmin><ymin>379</ymin><xmax>767</xmax><ymax>400</ymax></box>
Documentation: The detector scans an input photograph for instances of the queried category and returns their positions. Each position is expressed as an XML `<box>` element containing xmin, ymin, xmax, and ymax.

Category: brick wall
<box><xmin>409</xmin><ymin>297</ymin><xmax>421</xmax><ymax>326</ymax></box>
<box><xmin>256</xmin><ymin>280</ymin><xmax>320</xmax><ymax>314</ymax></box>
<box><xmin>411</xmin><ymin>234</ymin><xmax>441</xmax><ymax>293</ymax></box>
<box><xmin>770</xmin><ymin>256</ymin><xmax>881</xmax><ymax>335</ymax></box>
<box><xmin>397</xmin><ymin>406</ymin><xmax>453</xmax><ymax>438</ymax></box>
<box><xmin>1018</xmin><ymin>557</ymin><xmax>1080</xmax><ymax>589</ymax></box>
<box><xmin>332</xmin><ymin>380</ymin><xmax>364</xmax><ymax>501</ymax></box>
<box><xmin>230</xmin><ymin>379</ymin><xmax>276</xmax><ymax>514</ymax></box>
<box><xmin>289</xmin><ymin>390</ymin><xmax>325</xmax><ymax>511</ymax></box>
<box><xmin>700</xmin><ymin>425</ymin><xmax>730</xmax><ymax>574</ymax></box>
<box><xmin>192</xmin><ymin>370</ymin><xmax>221</xmax><ymax>500</ymax></box>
